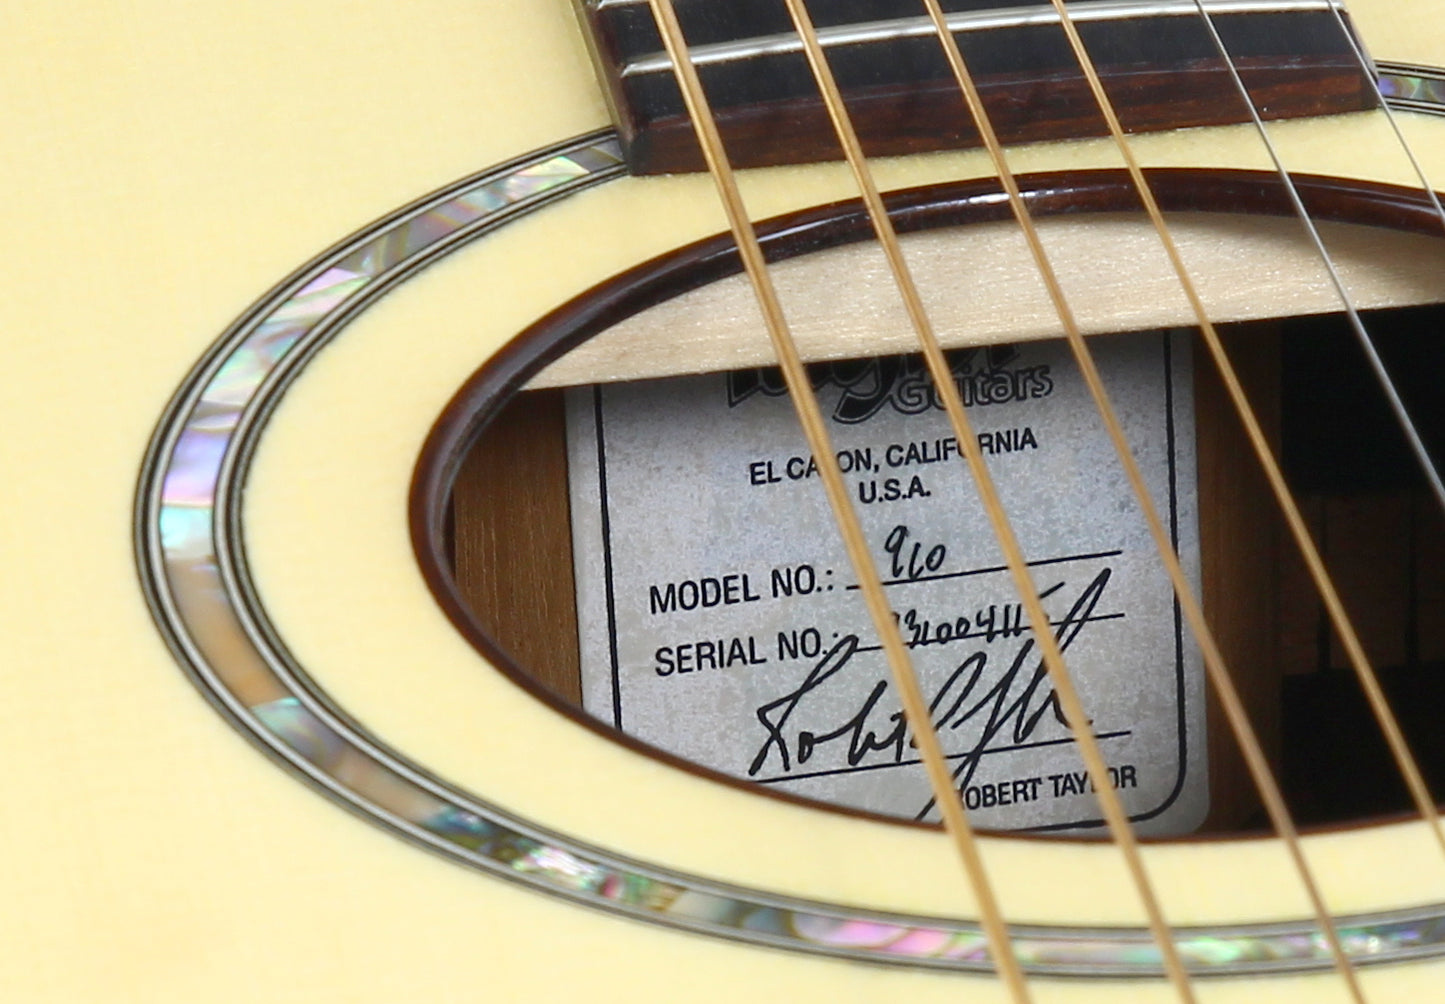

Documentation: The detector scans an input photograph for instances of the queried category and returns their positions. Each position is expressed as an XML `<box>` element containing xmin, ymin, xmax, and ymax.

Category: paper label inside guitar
<box><xmin>566</xmin><ymin>329</ymin><xmax>1207</xmax><ymax>834</ymax></box>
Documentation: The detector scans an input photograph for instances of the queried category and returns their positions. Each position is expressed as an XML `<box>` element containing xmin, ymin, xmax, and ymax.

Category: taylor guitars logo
<box><xmin>726</xmin><ymin>345</ymin><xmax>1054</xmax><ymax>423</ymax></box>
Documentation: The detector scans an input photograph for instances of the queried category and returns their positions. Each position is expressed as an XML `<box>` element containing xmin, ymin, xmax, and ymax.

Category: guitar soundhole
<box><xmin>1274</xmin><ymin>309</ymin><xmax>1445</xmax><ymax>825</ymax></box>
<box><xmin>415</xmin><ymin>172</ymin><xmax>1445</xmax><ymax>838</ymax></box>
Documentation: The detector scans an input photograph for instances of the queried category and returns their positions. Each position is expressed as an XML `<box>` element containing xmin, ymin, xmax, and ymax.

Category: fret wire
<box><xmin>619</xmin><ymin>0</ymin><xmax>1342</xmax><ymax>76</ymax></box>
<box><xmin>910</xmin><ymin>0</ymin><xmax>1371</xmax><ymax>997</ymax></box>
<box><xmin>1164</xmin><ymin>0</ymin><xmax>1445</xmax><ymax>859</ymax></box>
<box><xmin>642</xmin><ymin>1</ymin><xmax>1034</xmax><ymax>1000</ymax></box>
<box><xmin>777</xmin><ymin>0</ymin><xmax>1202</xmax><ymax>1000</ymax></box>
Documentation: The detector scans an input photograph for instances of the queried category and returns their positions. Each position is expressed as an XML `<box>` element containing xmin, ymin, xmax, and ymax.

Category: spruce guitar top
<box><xmin>4</xmin><ymin>3</ymin><xmax>1445</xmax><ymax>1002</ymax></box>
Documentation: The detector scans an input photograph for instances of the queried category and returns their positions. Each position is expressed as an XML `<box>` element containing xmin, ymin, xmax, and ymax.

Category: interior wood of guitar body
<box><xmin>446</xmin><ymin>210</ymin><xmax>1445</xmax><ymax>836</ymax></box>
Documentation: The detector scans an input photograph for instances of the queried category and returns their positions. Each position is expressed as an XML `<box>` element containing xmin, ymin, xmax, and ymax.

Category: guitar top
<box><xmin>4</xmin><ymin>2</ymin><xmax>1445</xmax><ymax>1001</ymax></box>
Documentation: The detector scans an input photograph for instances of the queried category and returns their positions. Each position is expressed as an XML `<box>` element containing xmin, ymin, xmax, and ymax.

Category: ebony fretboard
<box><xmin>574</xmin><ymin>0</ymin><xmax>1378</xmax><ymax>174</ymax></box>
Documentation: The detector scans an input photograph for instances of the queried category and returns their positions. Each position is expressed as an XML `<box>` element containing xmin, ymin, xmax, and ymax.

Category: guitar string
<box><xmin>642</xmin><ymin>1</ymin><xmax>1034</xmax><ymax>1000</ymax></box>
<box><xmin>775</xmin><ymin>0</ymin><xmax>1202</xmax><ymax>1000</ymax></box>
<box><xmin>1065</xmin><ymin>0</ymin><xmax>1445</xmax><ymax>982</ymax></box>
<box><xmin>647</xmin><ymin>0</ymin><xmax>1420</xmax><ymax>994</ymax></box>
<box><xmin>781</xmin><ymin>0</ymin><xmax>1423</xmax><ymax>997</ymax></box>
<box><xmin>1036</xmin><ymin>0</ymin><xmax>1445</xmax><ymax>980</ymax></box>
<box><xmin>1031</xmin><ymin>2</ymin><xmax>1445</xmax><ymax>988</ymax></box>
<box><xmin>710</xmin><ymin>0</ymin><xmax>1402</xmax><ymax>994</ymax></box>
<box><xmin>1197</xmin><ymin>1</ymin><xmax>1445</xmax><ymax>517</ymax></box>
<box><xmin>1035</xmin><ymin>0</ymin><xmax>1445</xmax><ymax>859</ymax></box>
<box><xmin>1142</xmin><ymin>0</ymin><xmax>1445</xmax><ymax>859</ymax></box>
<box><xmin>897</xmin><ymin>0</ymin><xmax>1369</xmax><ymax>997</ymax></box>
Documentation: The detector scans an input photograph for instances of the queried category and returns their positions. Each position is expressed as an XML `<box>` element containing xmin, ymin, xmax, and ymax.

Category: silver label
<box><xmin>565</xmin><ymin>331</ymin><xmax>1206</xmax><ymax>834</ymax></box>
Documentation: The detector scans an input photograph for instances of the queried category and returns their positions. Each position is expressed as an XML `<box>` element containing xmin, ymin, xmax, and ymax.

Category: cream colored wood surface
<box><xmin>530</xmin><ymin>212</ymin><xmax>1445</xmax><ymax>387</ymax></box>
<box><xmin>5</xmin><ymin>3</ymin><xmax>1445</xmax><ymax>1002</ymax></box>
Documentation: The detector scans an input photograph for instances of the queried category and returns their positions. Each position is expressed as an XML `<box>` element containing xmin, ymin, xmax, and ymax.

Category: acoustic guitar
<box><xmin>3</xmin><ymin>2</ymin><xmax>1445</xmax><ymax>1001</ymax></box>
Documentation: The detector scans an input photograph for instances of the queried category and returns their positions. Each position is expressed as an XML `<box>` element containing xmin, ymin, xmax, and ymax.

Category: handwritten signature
<box><xmin>747</xmin><ymin>568</ymin><xmax>1113</xmax><ymax>817</ymax></box>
